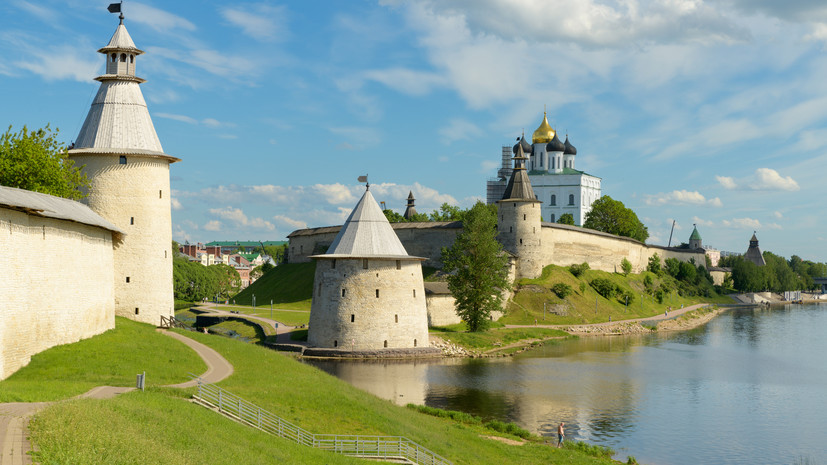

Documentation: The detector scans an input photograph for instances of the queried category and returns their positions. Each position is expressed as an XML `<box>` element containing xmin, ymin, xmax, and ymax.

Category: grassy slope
<box><xmin>232</xmin><ymin>262</ymin><xmax>315</xmax><ymax>310</ymax></box>
<box><xmin>501</xmin><ymin>265</ymin><xmax>734</xmax><ymax>326</ymax></box>
<box><xmin>0</xmin><ymin>318</ymin><xmax>205</xmax><ymax>402</ymax></box>
<box><xmin>24</xmin><ymin>320</ymin><xmax>618</xmax><ymax>465</ymax></box>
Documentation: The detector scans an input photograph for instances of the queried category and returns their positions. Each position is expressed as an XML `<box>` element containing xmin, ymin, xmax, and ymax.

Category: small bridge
<box><xmin>191</xmin><ymin>376</ymin><xmax>452</xmax><ymax>465</ymax></box>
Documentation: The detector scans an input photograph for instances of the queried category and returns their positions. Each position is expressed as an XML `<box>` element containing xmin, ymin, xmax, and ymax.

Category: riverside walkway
<box><xmin>191</xmin><ymin>303</ymin><xmax>304</xmax><ymax>344</ymax></box>
<box><xmin>504</xmin><ymin>303</ymin><xmax>710</xmax><ymax>332</ymax></box>
<box><xmin>0</xmin><ymin>329</ymin><xmax>233</xmax><ymax>465</ymax></box>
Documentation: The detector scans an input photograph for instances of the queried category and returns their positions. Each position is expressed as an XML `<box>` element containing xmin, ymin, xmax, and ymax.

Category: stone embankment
<box><xmin>563</xmin><ymin>321</ymin><xmax>652</xmax><ymax>335</ymax></box>
<box><xmin>430</xmin><ymin>337</ymin><xmax>475</xmax><ymax>357</ymax></box>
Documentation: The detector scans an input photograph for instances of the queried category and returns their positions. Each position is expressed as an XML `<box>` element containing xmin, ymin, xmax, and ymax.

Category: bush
<box><xmin>406</xmin><ymin>404</ymin><xmax>481</xmax><ymax>425</ymax></box>
<box><xmin>484</xmin><ymin>420</ymin><xmax>532</xmax><ymax>439</ymax></box>
<box><xmin>618</xmin><ymin>289</ymin><xmax>635</xmax><ymax>305</ymax></box>
<box><xmin>579</xmin><ymin>282</ymin><xmax>587</xmax><ymax>294</ymax></box>
<box><xmin>551</xmin><ymin>282</ymin><xmax>573</xmax><ymax>299</ymax></box>
<box><xmin>647</xmin><ymin>253</ymin><xmax>662</xmax><ymax>274</ymax></box>
<box><xmin>643</xmin><ymin>273</ymin><xmax>654</xmax><ymax>289</ymax></box>
<box><xmin>590</xmin><ymin>278</ymin><xmax>618</xmax><ymax>299</ymax></box>
<box><xmin>627</xmin><ymin>456</ymin><xmax>639</xmax><ymax>465</ymax></box>
<box><xmin>563</xmin><ymin>441</ymin><xmax>615</xmax><ymax>459</ymax></box>
<box><xmin>655</xmin><ymin>288</ymin><xmax>665</xmax><ymax>304</ymax></box>
<box><xmin>621</xmin><ymin>258</ymin><xmax>632</xmax><ymax>276</ymax></box>
<box><xmin>569</xmin><ymin>262</ymin><xmax>590</xmax><ymax>277</ymax></box>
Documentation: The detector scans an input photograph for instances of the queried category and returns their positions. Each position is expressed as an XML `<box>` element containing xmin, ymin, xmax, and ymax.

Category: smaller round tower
<box><xmin>498</xmin><ymin>142</ymin><xmax>543</xmax><ymax>279</ymax></box>
<box><xmin>308</xmin><ymin>185</ymin><xmax>430</xmax><ymax>351</ymax></box>
<box><xmin>688</xmin><ymin>224</ymin><xmax>702</xmax><ymax>249</ymax></box>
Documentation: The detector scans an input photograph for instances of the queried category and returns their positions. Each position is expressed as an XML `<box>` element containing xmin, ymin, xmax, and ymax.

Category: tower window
<box><xmin>509</xmin><ymin>227</ymin><xmax>512</xmax><ymax>233</ymax></box>
<box><xmin>334</xmin><ymin>340</ymin><xmax>338</xmax><ymax>347</ymax></box>
<box><xmin>551</xmin><ymin>195</ymin><xmax>556</xmax><ymax>206</ymax></box>
<box><xmin>395</xmin><ymin>314</ymin><xmax>398</xmax><ymax>323</ymax></box>
<box><xmin>375</xmin><ymin>289</ymin><xmax>380</xmax><ymax>298</ymax></box>
<box><xmin>111</xmin><ymin>53</ymin><xmax>116</xmax><ymax>62</ymax></box>
<box><xmin>351</xmin><ymin>314</ymin><xmax>355</xmax><ymax>322</ymax></box>
<box><xmin>396</xmin><ymin>260</ymin><xmax>401</xmax><ymax>270</ymax></box>
<box><xmin>130</xmin><ymin>217</ymin><xmax>134</xmax><ymax>225</ymax></box>
<box><xmin>159</xmin><ymin>190</ymin><xmax>162</xmax><ymax>198</ymax></box>
<box><xmin>569</xmin><ymin>194</ymin><xmax>575</xmax><ymax>205</ymax></box>
<box><xmin>318</xmin><ymin>283</ymin><xmax>322</xmax><ymax>296</ymax></box>
<box><xmin>384</xmin><ymin>340</ymin><xmax>388</xmax><ymax>348</ymax></box>
<box><xmin>520</xmin><ymin>239</ymin><xmax>523</xmax><ymax>244</ymax></box>
<box><xmin>550</xmin><ymin>214</ymin><xmax>555</xmax><ymax>222</ymax></box>
<box><xmin>523</xmin><ymin>214</ymin><xmax>526</xmax><ymax>220</ymax></box>
<box><xmin>363</xmin><ymin>259</ymin><xmax>368</xmax><ymax>269</ymax></box>
<box><xmin>120</xmin><ymin>53</ymin><xmax>126</xmax><ymax>62</ymax></box>
<box><xmin>119</xmin><ymin>156</ymin><xmax>127</xmax><ymax>164</ymax></box>
<box><xmin>342</xmin><ymin>288</ymin><xmax>346</xmax><ymax>297</ymax></box>
<box><xmin>331</xmin><ymin>259</ymin><xmax>336</xmax><ymax>269</ymax></box>
<box><xmin>414</xmin><ymin>339</ymin><xmax>417</xmax><ymax>347</ymax></box>
<box><xmin>413</xmin><ymin>289</ymin><xmax>416</xmax><ymax>298</ymax></box>
<box><xmin>130</xmin><ymin>55</ymin><xmax>134</xmax><ymax>63</ymax></box>
<box><xmin>126</xmin><ymin>277</ymin><xmax>130</xmax><ymax>283</ymax></box>
<box><xmin>135</xmin><ymin>308</ymin><xmax>139</xmax><ymax>315</ymax></box>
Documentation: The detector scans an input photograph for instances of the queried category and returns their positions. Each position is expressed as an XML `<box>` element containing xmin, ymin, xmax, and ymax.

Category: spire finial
<box><xmin>358</xmin><ymin>174</ymin><xmax>369</xmax><ymax>190</ymax></box>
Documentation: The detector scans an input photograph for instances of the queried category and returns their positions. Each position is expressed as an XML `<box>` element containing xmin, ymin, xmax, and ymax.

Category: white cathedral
<box><xmin>487</xmin><ymin>112</ymin><xmax>601</xmax><ymax>226</ymax></box>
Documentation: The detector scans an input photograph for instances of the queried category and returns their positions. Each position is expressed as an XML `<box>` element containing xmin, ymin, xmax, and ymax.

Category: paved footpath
<box><xmin>194</xmin><ymin>303</ymin><xmax>303</xmax><ymax>344</ymax></box>
<box><xmin>504</xmin><ymin>303</ymin><xmax>709</xmax><ymax>331</ymax></box>
<box><xmin>0</xmin><ymin>329</ymin><xmax>233</xmax><ymax>465</ymax></box>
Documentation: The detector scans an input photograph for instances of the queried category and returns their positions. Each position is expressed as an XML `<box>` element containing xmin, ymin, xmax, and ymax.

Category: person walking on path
<box><xmin>557</xmin><ymin>422</ymin><xmax>565</xmax><ymax>448</ymax></box>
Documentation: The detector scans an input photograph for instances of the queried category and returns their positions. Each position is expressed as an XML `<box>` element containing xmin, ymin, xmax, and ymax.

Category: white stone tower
<box><xmin>68</xmin><ymin>13</ymin><xmax>179</xmax><ymax>325</ymax></box>
<box><xmin>498</xmin><ymin>143</ymin><xmax>543</xmax><ymax>279</ymax></box>
<box><xmin>308</xmin><ymin>185</ymin><xmax>429</xmax><ymax>351</ymax></box>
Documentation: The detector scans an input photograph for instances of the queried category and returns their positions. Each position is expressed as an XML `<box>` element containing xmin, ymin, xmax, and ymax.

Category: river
<box><xmin>305</xmin><ymin>303</ymin><xmax>827</xmax><ymax>464</ymax></box>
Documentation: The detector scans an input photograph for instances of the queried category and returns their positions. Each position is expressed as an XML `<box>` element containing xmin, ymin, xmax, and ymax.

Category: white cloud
<box><xmin>15</xmin><ymin>1</ymin><xmax>58</xmax><ymax>22</ymax></box>
<box><xmin>171</xmin><ymin>197</ymin><xmax>183</xmax><ymax>210</ymax></box>
<box><xmin>439</xmin><ymin>118</ymin><xmax>483</xmax><ymax>144</ymax></box>
<box><xmin>692</xmin><ymin>216</ymin><xmax>715</xmax><ymax>227</ymax></box>
<box><xmin>644</xmin><ymin>190</ymin><xmax>722</xmax><ymax>207</ymax></box>
<box><xmin>717</xmin><ymin>168</ymin><xmax>799</xmax><ymax>191</ymax></box>
<box><xmin>222</xmin><ymin>5</ymin><xmax>288</xmax><ymax>42</ymax></box>
<box><xmin>209</xmin><ymin>207</ymin><xmax>274</xmax><ymax>231</ymax></box>
<box><xmin>721</xmin><ymin>217</ymin><xmax>762</xmax><ymax>229</ymax></box>
<box><xmin>363</xmin><ymin>68</ymin><xmax>446</xmax><ymax>96</ymax></box>
<box><xmin>156</xmin><ymin>113</ymin><xmax>198</xmax><ymax>124</ymax></box>
<box><xmin>129</xmin><ymin>3</ymin><xmax>196</xmax><ymax>33</ymax></box>
<box><xmin>204</xmin><ymin>220</ymin><xmax>222</xmax><ymax>231</ymax></box>
<box><xmin>773</xmin><ymin>211</ymin><xmax>783</xmax><ymax>219</ymax></box>
<box><xmin>273</xmin><ymin>215</ymin><xmax>307</xmax><ymax>230</ymax></box>
<box><xmin>328</xmin><ymin>126</ymin><xmax>381</xmax><ymax>149</ymax></box>
<box><xmin>13</xmin><ymin>44</ymin><xmax>98</xmax><ymax>82</ymax></box>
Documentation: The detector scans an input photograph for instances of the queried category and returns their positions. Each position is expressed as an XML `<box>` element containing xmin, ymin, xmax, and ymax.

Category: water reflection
<box><xmin>304</xmin><ymin>304</ymin><xmax>827</xmax><ymax>465</ymax></box>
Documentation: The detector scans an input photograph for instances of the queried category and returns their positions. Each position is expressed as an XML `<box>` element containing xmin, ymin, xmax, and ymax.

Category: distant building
<box><xmin>205</xmin><ymin>240</ymin><xmax>286</xmax><ymax>254</ymax></box>
<box><xmin>486</xmin><ymin>112</ymin><xmax>601</xmax><ymax>225</ymax></box>
<box><xmin>403</xmin><ymin>191</ymin><xmax>418</xmax><ymax>220</ymax></box>
<box><xmin>744</xmin><ymin>233</ymin><xmax>766</xmax><ymax>266</ymax></box>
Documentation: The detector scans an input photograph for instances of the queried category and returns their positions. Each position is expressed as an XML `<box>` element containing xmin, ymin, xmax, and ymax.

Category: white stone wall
<box><xmin>0</xmin><ymin>208</ymin><xmax>115</xmax><ymax>380</ymax></box>
<box><xmin>308</xmin><ymin>258</ymin><xmax>429</xmax><ymax>350</ymax></box>
<box><xmin>540</xmin><ymin>224</ymin><xmax>706</xmax><ymax>274</ymax></box>
<box><xmin>426</xmin><ymin>294</ymin><xmax>459</xmax><ymax>327</ymax></box>
<box><xmin>71</xmin><ymin>154</ymin><xmax>173</xmax><ymax>325</ymax></box>
<box><xmin>498</xmin><ymin>201</ymin><xmax>543</xmax><ymax>279</ymax></box>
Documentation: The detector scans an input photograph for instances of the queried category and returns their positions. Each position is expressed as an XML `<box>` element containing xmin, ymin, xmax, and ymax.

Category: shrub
<box><xmin>655</xmin><ymin>288</ymin><xmax>665</xmax><ymax>304</ymax></box>
<box><xmin>627</xmin><ymin>456</ymin><xmax>639</xmax><ymax>465</ymax></box>
<box><xmin>621</xmin><ymin>258</ymin><xmax>632</xmax><ymax>276</ymax></box>
<box><xmin>579</xmin><ymin>282</ymin><xmax>586</xmax><ymax>294</ymax></box>
<box><xmin>643</xmin><ymin>273</ymin><xmax>654</xmax><ymax>289</ymax></box>
<box><xmin>590</xmin><ymin>278</ymin><xmax>618</xmax><ymax>299</ymax></box>
<box><xmin>551</xmin><ymin>282</ymin><xmax>573</xmax><ymax>299</ymax></box>
<box><xmin>563</xmin><ymin>441</ymin><xmax>615</xmax><ymax>459</ymax></box>
<box><xmin>569</xmin><ymin>262</ymin><xmax>590</xmax><ymax>277</ymax></box>
<box><xmin>647</xmin><ymin>253</ymin><xmax>662</xmax><ymax>274</ymax></box>
<box><xmin>665</xmin><ymin>258</ymin><xmax>681</xmax><ymax>278</ymax></box>
<box><xmin>406</xmin><ymin>404</ymin><xmax>482</xmax><ymax>425</ymax></box>
<box><xmin>484</xmin><ymin>420</ymin><xmax>532</xmax><ymax>439</ymax></box>
<box><xmin>618</xmin><ymin>289</ymin><xmax>635</xmax><ymax>305</ymax></box>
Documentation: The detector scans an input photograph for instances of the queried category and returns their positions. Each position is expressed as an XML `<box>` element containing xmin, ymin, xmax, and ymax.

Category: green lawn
<box><xmin>501</xmin><ymin>264</ymin><xmax>734</xmax><ymax>326</ymax></box>
<box><xmin>0</xmin><ymin>318</ymin><xmax>205</xmax><ymax>402</ymax></box>
<box><xmin>232</xmin><ymin>262</ymin><xmax>315</xmax><ymax>311</ymax></box>
<box><xmin>431</xmin><ymin>325</ymin><xmax>573</xmax><ymax>351</ymax></box>
<box><xmin>205</xmin><ymin>305</ymin><xmax>311</xmax><ymax>327</ymax></box>
<box><xmin>26</xmin><ymin>321</ymin><xmax>621</xmax><ymax>465</ymax></box>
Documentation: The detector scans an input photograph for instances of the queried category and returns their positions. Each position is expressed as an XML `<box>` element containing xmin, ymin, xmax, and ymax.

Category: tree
<box><xmin>441</xmin><ymin>202</ymin><xmax>510</xmax><ymax>332</ymax></box>
<box><xmin>430</xmin><ymin>203</ymin><xmax>467</xmax><ymax>222</ymax></box>
<box><xmin>583</xmin><ymin>195</ymin><xmax>649</xmax><ymax>242</ymax></box>
<box><xmin>383</xmin><ymin>209</ymin><xmax>406</xmax><ymax>223</ymax></box>
<box><xmin>620</xmin><ymin>258</ymin><xmax>632</xmax><ymax>276</ymax></box>
<box><xmin>647</xmin><ymin>253</ymin><xmax>662</xmax><ymax>274</ymax></box>
<box><xmin>0</xmin><ymin>125</ymin><xmax>89</xmax><ymax>200</ymax></box>
<box><xmin>557</xmin><ymin>213</ymin><xmax>575</xmax><ymax>225</ymax></box>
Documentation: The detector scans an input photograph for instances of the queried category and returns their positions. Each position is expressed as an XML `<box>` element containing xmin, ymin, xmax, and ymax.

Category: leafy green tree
<box><xmin>590</xmin><ymin>278</ymin><xmax>618</xmax><ymax>299</ymax></box>
<box><xmin>551</xmin><ymin>282</ymin><xmax>572</xmax><ymax>299</ymax></box>
<box><xmin>583</xmin><ymin>195</ymin><xmax>649</xmax><ymax>242</ymax></box>
<box><xmin>441</xmin><ymin>202</ymin><xmax>510</xmax><ymax>332</ymax></box>
<box><xmin>569</xmin><ymin>262</ymin><xmax>590</xmax><ymax>277</ymax></box>
<box><xmin>383</xmin><ymin>209</ymin><xmax>406</xmax><ymax>223</ymax></box>
<box><xmin>557</xmin><ymin>213</ymin><xmax>575</xmax><ymax>225</ymax></box>
<box><xmin>664</xmin><ymin>258</ymin><xmax>681</xmax><ymax>278</ymax></box>
<box><xmin>0</xmin><ymin>125</ymin><xmax>89</xmax><ymax>200</ymax></box>
<box><xmin>430</xmin><ymin>203</ymin><xmax>466</xmax><ymax>222</ymax></box>
<box><xmin>647</xmin><ymin>253</ymin><xmax>662</xmax><ymax>274</ymax></box>
<box><xmin>620</xmin><ymin>258</ymin><xmax>632</xmax><ymax>276</ymax></box>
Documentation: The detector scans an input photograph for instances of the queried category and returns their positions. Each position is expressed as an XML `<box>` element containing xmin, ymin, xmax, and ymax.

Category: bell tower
<box><xmin>497</xmin><ymin>143</ymin><xmax>543</xmax><ymax>279</ymax></box>
<box><xmin>68</xmin><ymin>10</ymin><xmax>180</xmax><ymax>325</ymax></box>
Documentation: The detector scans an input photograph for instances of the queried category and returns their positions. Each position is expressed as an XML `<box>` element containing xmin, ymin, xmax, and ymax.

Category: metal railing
<box><xmin>191</xmin><ymin>377</ymin><xmax>451</xmax><ymax>465</ymax></box>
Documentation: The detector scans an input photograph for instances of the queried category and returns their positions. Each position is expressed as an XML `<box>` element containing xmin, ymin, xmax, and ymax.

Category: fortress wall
<box><xmin>289</xmin><ymin>231</ymin><xmax>338</xmax><ymax>263</ymax></box>
<box><xmin>0</xmin><ymin>208</ymin><xmax>115</xmax><ymax>380</ymax></box>
<box><xmin>72</xmin><ymin>155</ymin><xmax>173</xmax><ymax>325</ymax></box>
<box><xmin>308</xmin><ymin>258</ymin><xmax>429</xmax><ymax>350</ymax></box>
<box><xmin>393</xmin><ymin>226</ymin><xmax>460</xmax><ymax>268</ymax></box>
<box><xmin>540</xmin><ymin>224</ymin><xmax>706</xmax><ymax>274</ymax></box>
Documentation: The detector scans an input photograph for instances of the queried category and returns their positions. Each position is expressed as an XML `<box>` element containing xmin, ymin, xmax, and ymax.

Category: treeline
<box><xmin>383</xmin><ymin>203</ymin><xmax>496</xmax><ymax>223</ymax></box>
<box><xmin>172</xmin><ymin>257</ymin><xmax>240</xmax><ymax>301</ymax></box>
<box><xmin>648</xmin><ymin>253</ymin><xmax>718</xmax><ymax>298</ymax></box>
<box><xmin>719</xmin><ymin>253</ymin><xmax>826</xmax><ymax>293</ymax></box>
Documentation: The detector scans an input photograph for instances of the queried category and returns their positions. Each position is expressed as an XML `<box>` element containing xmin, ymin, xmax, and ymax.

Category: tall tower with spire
<box><xmin>498</xmin><ymin>143</ymin><xmax>543</xmax><ymax>279</ymax></box>
<box><xmin>68</xmin><ymin>12</ymin><xmax>179</xmax><ymax>325</ymax></box>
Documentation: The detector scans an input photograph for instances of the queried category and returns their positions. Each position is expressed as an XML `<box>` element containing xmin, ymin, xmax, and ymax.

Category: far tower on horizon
<box><xmin>68</xmin><ymin>9</ymin><xmax>180</xmax><ymax>325</ymax></box>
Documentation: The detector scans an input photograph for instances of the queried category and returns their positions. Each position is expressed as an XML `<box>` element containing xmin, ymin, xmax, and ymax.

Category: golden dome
<box><xmin>532</xmin><ymin>112</ymin><xmax>556</xmax><ymax>144</ymax></box>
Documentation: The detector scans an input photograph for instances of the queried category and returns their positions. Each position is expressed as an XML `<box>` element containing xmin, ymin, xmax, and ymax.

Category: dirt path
<box><xmin>504</xmin><ymin>303</ymin><xmax>709</xmax><ymax>333</ymax></box>
<box><xmin>195</xmin><ymin>304</ymin><xmax>301</xmax><ymax>344</ymax></box>
<box><xmin>0</xmin><ymin>329</ymin><xmax>233</xmax><ymax>465</ymax></box>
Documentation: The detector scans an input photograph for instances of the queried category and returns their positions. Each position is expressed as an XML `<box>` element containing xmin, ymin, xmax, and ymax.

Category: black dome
<box><xmin>546</xmin><ymin>133</ymin><xmax>565</xmax><ymax>152</ymax></box>
<box><xmin>513</xmin><ymin>135</ymin><xmax>533</xmax><ymax>156</ymax></box>
<box><xmin>564</xmin><ymin>136</ymin><xmax>577</xmax><ymax>155</ymax></box>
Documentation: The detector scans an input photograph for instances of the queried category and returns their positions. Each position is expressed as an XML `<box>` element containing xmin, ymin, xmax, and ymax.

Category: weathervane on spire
<box><xmin>358</xmin><ymin>174</ymin><xmax>369</xmax><ymax>190</ymax></box>
<box><xmin>108</xmin><ymin>2</ymin><xmax>124</xmax><ymax>23</ymax></box>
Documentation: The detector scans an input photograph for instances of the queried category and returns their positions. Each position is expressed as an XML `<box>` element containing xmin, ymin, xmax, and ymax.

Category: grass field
<box><xmin>501</xmin><ymin>264</ymin><xmax>734</xmax><ymax>326</ymax></box>
<box><xmin>432</xmin><ymin>323</ymin><xmax>573</xmax><ymax>351</ymax></box>
<box><xmin>206</xmin><ymin>305</ymin><xmax>311</xmax><ymax>327</ymax></box>
<box><xmin>232</xmin><ymin>262</ymin><xmax>315</xmax><ymax>311</ymax></box>
<box><xmin>0</xmin><ymin>318</ymin><xmax>205</xmax><ymax>402</ymax></box>
<box><xmin>24</xmin><ymin>320</ymin><xmax>622</xmax><ymax>465</ymax></box>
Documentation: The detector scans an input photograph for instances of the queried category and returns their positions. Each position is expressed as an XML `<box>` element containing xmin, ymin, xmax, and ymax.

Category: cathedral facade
<box><xmin>487</xmin><ymin>112</ymin><xmax>601</xmax><ymax>226</ymax></box>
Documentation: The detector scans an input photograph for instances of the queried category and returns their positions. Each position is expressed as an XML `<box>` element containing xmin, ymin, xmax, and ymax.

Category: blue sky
<box><xmin>2</xmin><ymin>0</ymin><xmax>826</xmax><ymax>262</ymax></box>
